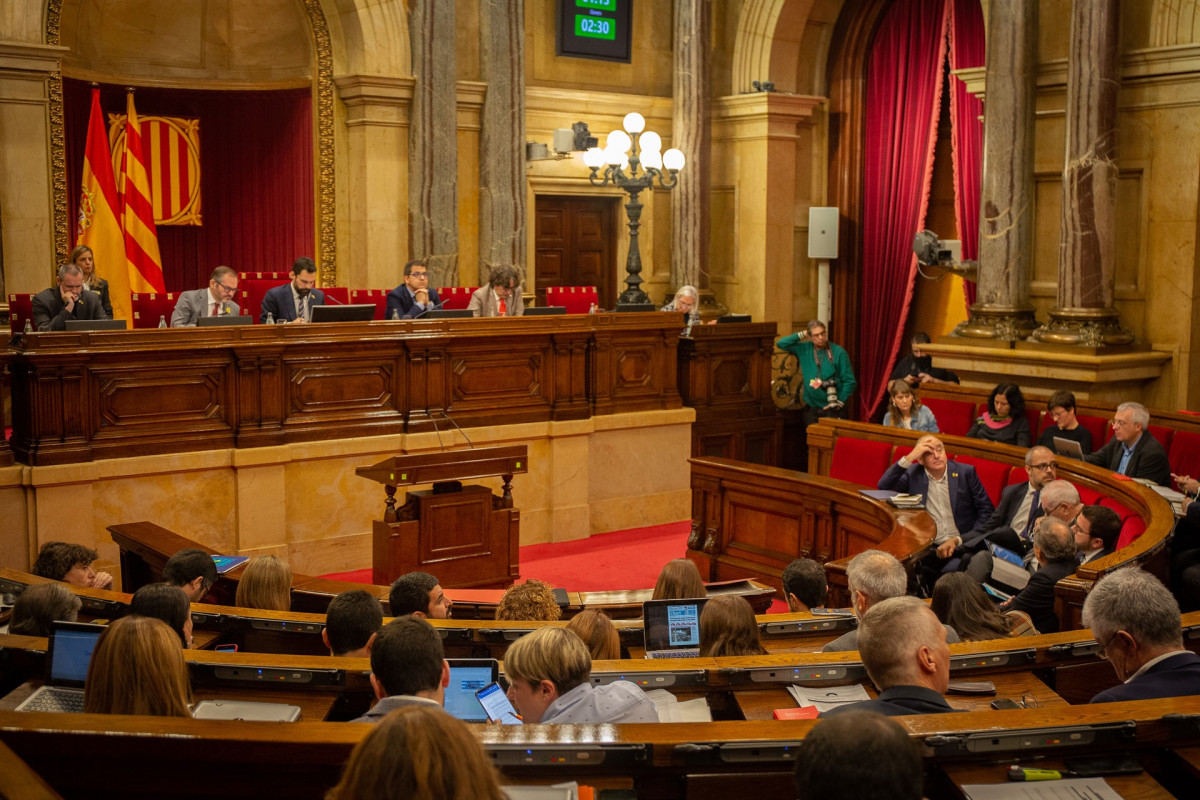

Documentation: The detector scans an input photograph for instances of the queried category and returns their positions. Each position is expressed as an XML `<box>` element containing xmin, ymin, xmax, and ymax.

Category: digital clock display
<box><xmin>558</xmin><ymin>0</ymin><xmax>631</xmax><ymax>62</ymax></box>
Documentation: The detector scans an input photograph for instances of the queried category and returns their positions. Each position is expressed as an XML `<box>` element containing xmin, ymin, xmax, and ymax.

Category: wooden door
<box><xmin>534</xmin><ymin>195</ymin><xmax>618</xmax><ymax>309</ymax></box>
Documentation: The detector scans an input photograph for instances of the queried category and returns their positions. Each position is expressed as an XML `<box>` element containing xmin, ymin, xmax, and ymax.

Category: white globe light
<box><xmin>639</xmin><ymin>131</ymin><xmax>662</xmax><ymax>153</ymax></box>
<box><xmin>641</xmin><ymin>149</ymin><xmax>663</xmax><ymax>170</ymax></box>
<box><xmin>623</xmin><ymin>112</ymin><xmax>646</xmax><ymax>134</ymax></box>
<box><xmin>606</xmin><ymin>129</ymin><xmax>631</xmax><ymax>154</ymax></box>
<box><xmin>663</xmin><ymin>148</ymin><xmax>686</xmax><ymax>171</ymax></box>
<box><xmin>604</xmin><ymin>146</ymin><xmax>624</xmax><ymax>166</ymax></box>
<box><xmin>583</xmin><ymin>147</ymin><xmax>606</xmax><ymax>168</ymax></box>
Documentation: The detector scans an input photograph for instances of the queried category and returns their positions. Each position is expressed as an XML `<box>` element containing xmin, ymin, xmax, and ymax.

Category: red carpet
<box><xmin>321</xmin><ymin>519</ymin><xmax>788</xmax><ymax>612</ymax></box>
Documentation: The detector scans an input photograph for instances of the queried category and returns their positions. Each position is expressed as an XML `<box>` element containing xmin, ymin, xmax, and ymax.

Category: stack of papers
<box><xmin>785</xmin><ymin>684</ymin><xmax>870</xmax><ymax>713</ymax></box>
<box><xmin>962</xmin><ymin>778</ymin><xmax>1121</xmax><ymax>799</ymax></box>
<box><xmin>645</xmin><ymin>689</ymin><xmax>712</xmax><ymax>722</ymax></box>
<box><xmin>888</xmin><ymin>493</ymin><xmax>925</xmax><ymax>509</ymax></box>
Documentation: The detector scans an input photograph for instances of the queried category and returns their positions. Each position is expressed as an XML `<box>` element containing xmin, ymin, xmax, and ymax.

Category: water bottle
<box><xmin>23</xmin><ymin>319</ymin><xmax>32</xmax><ymax>334</ymax></box>
<box><xmin>588</xmin><ymin>303</ymin><xmax>597</xmax><ymax>314</ymax></box>
<box><xmin>266</xmin><ymin>311</ymin><xmax>275</xmax><ymax>325</ymax></box>
<box><xmin>157</xmin><ymin>315</ymin><xmax>167</xmax><ymax>329</ymax></box>
<box><xmin>390</xmin><ymin>309</ymin><xmax>400</xmax><ymax>321</ymax></box>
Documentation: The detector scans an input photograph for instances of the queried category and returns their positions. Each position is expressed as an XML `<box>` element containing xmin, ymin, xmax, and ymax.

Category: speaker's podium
<box><xmin>356</xmin><ymin>446</ymin><xmax>528</xmax><ymax>589</ymax></box>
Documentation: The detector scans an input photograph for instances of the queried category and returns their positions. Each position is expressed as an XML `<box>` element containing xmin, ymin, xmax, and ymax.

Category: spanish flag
<box><xmin>76</xmin><ymin>88</ymin><xmax>130</xmax><ymax>321</ymax></box>
<box><xmin>119</xmin><ymin>91</ymin><xmax>166</xmax><ymax>293</ymax></box>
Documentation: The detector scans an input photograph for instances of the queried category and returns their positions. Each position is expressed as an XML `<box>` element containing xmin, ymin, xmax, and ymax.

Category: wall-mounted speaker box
<box><xmin>808</xmin><ymin>207</ymin><xmax>840</xmax><ymax>260</ymax></box>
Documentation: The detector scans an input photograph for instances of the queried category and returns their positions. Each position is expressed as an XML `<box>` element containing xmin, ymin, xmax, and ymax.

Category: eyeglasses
<box><xmin>1029</xmin><ymin>461</ymin><xmax>1057</xmax><ymax>471</ymax></box>
<box><xmin>1111</xmin><ymin>418</ymin><xmax>1133</xmax><ymax>428</ymax></box>
<box><xmin>214</xmin><ymin>281</ymin><xmax>237</xmax><ymax>293</ymax></box>
<box><xmin>1096</xmin><ymin>631</ymin><xmax>1124</xmax><ymax>660</ymax></box>
<box><xmin>409</xmin><ymin>271</ymin><xmax>429</xmax><ymax>279</ymax></box>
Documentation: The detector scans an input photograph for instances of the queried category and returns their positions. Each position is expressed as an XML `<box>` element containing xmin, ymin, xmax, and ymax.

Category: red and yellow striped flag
<box><xmin>119</xmin><ymin>91</ymin><xmax>166</xmax><ymax>292</ymax></box>
<box><xmin>76</xmin><ymin>88</ymin><xmax>130</xmax><ymax>321</ymax></box>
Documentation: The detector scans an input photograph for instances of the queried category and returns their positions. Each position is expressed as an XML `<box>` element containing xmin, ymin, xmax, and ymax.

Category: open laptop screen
<box><xmin>47</xmin><ymin>621</ymin><xmax>106</xmax><ymax>687</ymax></box>
<box><xmin>443</xmin><ymin>659</ymin><xmax>499</xmax><ymax>722</ymax></box>
<box><xmin>642</xmin><ymin>598</ymin><xmax>708</xmax><ymax>654</ymax></box>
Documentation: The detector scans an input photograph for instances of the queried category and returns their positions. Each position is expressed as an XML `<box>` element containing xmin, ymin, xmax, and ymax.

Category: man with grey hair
<box><xmin>1085</xmin><ymin>401</ymin><xmax>1170</xmax><ymax>486</ymax></box>
<box><xmin>776</xmin><ymin>319</ymin><xmax>857</xmax><ymax>426</ymax></box>
<box><xmin>1083</xmin><ymin>569</ymin><xmax>1200</xmax><ymax>702</ymax></box>
<box><xmin>661</xmin><ymin>284</ymin><xmax>699</xmax><ymax>314</ymax></box>
<box><xmin>822</xmin><ymin>549</ymin><xmax>959</xmax><ymax>652</ymax></box>
<box><xmin>824</xmin><ymin>596</ymin><xmax>958</xmax><ymax>717</ymax></box>
<box><xmin>1000</xmin><ymin>517</ymin><xmax>1077</xmax><ymax>633</ymax></box>
<box><xmin>32</xmin><ymin>263</ymin><xmax>108</xmax><ymax>331</ymax></box>
<box><xmin>957</xmin><ymin>446</ymin><xmax>1056</xmax><ymax>577</ymax></box>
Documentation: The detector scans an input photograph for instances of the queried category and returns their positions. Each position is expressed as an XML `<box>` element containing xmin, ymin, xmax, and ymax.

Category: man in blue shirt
<box><xmin>1084</xmin><ymin>402</ymin><xmax>1170</xmax><ymax>486</ymax></box>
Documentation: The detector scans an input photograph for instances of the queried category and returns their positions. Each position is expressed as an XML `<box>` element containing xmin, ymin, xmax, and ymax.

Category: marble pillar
<box><xmin>957</xmin><ymin>0</ymin><xmax>1039</xmax><ymax>340</ymax></box>
<box><xmin>1033</xmin><ymin>0</ymin><xmax>1131</xmax><ymax>346</ymax></box>
<box><xmin>408</xmin><ymin>0</ymin><xmax>459</xmax><ymax>284</ymax></box>
<box><xmin>478</xmin><ymin>0</ymin><xmax>527</xmax><ymax>282</ymax></box>
<box><xmin>671</xmin><ymin>0</ymin><xmax>711</xmax><ymax>301</ymax></box>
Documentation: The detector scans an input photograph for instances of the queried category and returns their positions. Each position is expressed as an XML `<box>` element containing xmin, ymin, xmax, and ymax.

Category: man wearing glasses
<box><xmin>386</xmin><ymin>259</ymin><xmax>441</xmax><ymax>320</ymax></box>
<box><xmin>171</xmin><ymin>266</ymin><xmax>241</xmax><ymax>327</ymax></box>
<box><xmin>1084</xmin><ymin>401</ymin><xmax>1171</xmax><ymax>486</ymax></box>
<box><xmin>954</xmin><ymin>446</ymin><xmax>1057</xmax><ymax>574</ymax></box>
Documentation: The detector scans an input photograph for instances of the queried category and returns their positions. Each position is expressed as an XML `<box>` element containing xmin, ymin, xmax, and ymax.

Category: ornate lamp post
<box><xmin>583</xmin><ymin>112</ymin><xmax>685</xmax><ymax>306</ymax></box>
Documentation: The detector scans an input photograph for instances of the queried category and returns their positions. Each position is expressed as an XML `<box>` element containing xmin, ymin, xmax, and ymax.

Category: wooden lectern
<box><xmin>356</xmin><ymin>446</ymin><xmax>528</xmax><ymax>589</ymax></box>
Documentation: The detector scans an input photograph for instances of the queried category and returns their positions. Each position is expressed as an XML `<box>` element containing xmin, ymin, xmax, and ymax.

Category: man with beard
<box><xmin>260</xmin><ymin>257</ymin><xmax>326</xmax><ymax>323</ymax></box>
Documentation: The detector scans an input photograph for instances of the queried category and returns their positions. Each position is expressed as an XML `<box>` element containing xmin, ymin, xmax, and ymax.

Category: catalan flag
<box><xmin>76</xmin><ymin>87</ymin><xmax>130</xmax><ymax>321</ymax></box>
<box><xmin>119</xmin><ymin>91</ymin><xmax>166</xmax><ymax>293</ymax></box>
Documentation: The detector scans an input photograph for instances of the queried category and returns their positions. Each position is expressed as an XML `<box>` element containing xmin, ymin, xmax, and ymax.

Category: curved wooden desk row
<box><xmin>8</xmin><ymin>313</ymin><xmax>688</xmax><ymax>466</ymax></box>
<box><xmin>106</xmin><ymin>521</ymin><xmax>777</xmax><ymax>621</ymax></box>
<box><xmin>1</xmin><ymin>698</ymin><xmax>1199</xmax><ymax>800</ymax></box>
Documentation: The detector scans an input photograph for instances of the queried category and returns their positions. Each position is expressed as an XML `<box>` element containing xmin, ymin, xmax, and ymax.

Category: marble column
<box><xmin>478</xmin><ymin>0</ymin><xmax>526</xmax><ymax>282</ymax></box>
<box><xmin>671</xmin><ymin>0</ymin><xmax>711</xmax><ymax>300</ymax></box>
<box><xmin>408</xmin><ymin>0</ymin><xmax>459</xmax><ymax>284</ymax></box>
<box><xmin>1033</xmin><ymin>0</ymin><xmax>1131</xmax><ymax>346</ymax></box>
<box><xmin>957</xmin><ymin>0</ymin><xmax>1039</xmax><ymax>340</ymax></box>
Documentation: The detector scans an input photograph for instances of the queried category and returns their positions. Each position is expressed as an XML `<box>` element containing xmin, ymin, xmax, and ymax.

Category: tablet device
<box><xmin>1052</xmin><ymin>436</ymin><xmax>1085</xmax><ymax>460</ymax></box>
<box><xmin>474</xmin><ymin>682</ymin><xmax>522</xmax><ymax>724</ymax></box>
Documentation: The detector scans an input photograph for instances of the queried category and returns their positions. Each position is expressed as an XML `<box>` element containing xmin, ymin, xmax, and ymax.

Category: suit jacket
<box><xmin>171</xmin><ymin>288</ymin><xmax>241</xmax><ymax>327</ymax></box>
<box><xmin>961</xmin><ymin>482</ymin><xmax>1044</xmax><ymax>549</ymax></box>
<box><xmin>1079</xmin><ymin>546</ymin><xmax>1111</xmax><ymax>565</ymax></box>
<box><xmin>1004</xmin><ymin>559</ymin><xmax>1076</xmax><ymax>634</ymax></box>
<box><xmin>1091</xmin><ymin>652</ymin><xmax>1200</xmax><ymax>703</ymax></box>
<box><xmin>32</xmin><ymin>287</ymin><xmax>107</xmax><ymax>331</ymax></box>
<box><xmin>822</xmin><ymin>685</ymin><xmax>960</xmax><ymax>717</ymax></box>
<box><xmin>1084</xmin><ymin>431</ymin><xmax>1171</xmax><ymax>486</ymax></box>
<box><xmin>467</xmin><ymin>285</ymin><xmax>524</xmax><ymax>317</ymax></box>
<box><xmin>259</xmin><ymin>283</ymin><xmax>326</xmax><ymax>323</ymax></box>
<box><xmin>878</xmin><ymin>459</ymin><xmax>994</xmax><ymax>537</ymax></box>
<box><xmin>350</xmin><ymin>694</ymin><xmax>444</xmax><ymax>723</ymax></box>
<box><xmin>386</xmin><ymin>285</ymin><xmax>442</xmax><ymax>320</ymax></box>
<box><xmin>85</xmin><ymin>277</ymin><xmax>112</xmax><ymax>319</ymax></box>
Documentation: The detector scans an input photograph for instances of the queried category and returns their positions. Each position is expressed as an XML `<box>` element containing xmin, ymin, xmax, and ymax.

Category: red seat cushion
<box><xmin>1076</xmin><ymin>485</ymin><xmax>1103</xmax><ymax>505</ymax></box>
<box><xmin>1169</xmin><ymin>431</ymin><xmax>1200</xmax><ymax>484</ymax></box>
<box><xmin>349</xmin><ymin>289</ymin><xmax>388</xmax><ymax>321</ymax></box>
<box><xmin>1148</xmin><ymin>425</ymin><xmax>1173</xmax><ymax>455</ymax></box>
<box><xmin>8</xmin><ymin>293</ymin><xmax>32</xmax><ymax>334</ymax></box>
<box><xmin>1115</xmin><ymin>516</ymin><xmax>1147</xmax><ymax>550</ymax></box>
<box><xmin>545</xmin><ymin>286</ymin><xmax>599</xmax><ymax>315</ymax></box>
<box><xmin>830</xmin><ymin>438</ymin><xmax>895</xmax><ymax>486</ymax></box>
<box><xmin>323</xmin><ymin>287</ymin><xmax>350</xmax><ymax>307</ymax></box>
<box><xmin>239</xmin><ymin>278</ymin><xmax>290</xmax><ymax>323</ymax></box>
<box><xmin>436</xmin><ymin>287</ymin><xmax>479</xmax><ymax>311</ymax></box>
<box><xmin>1075</xmin><ymin>414</ymin><xmax>1109</xmax><ymax>451</ymax></box>
<box><xmin>130</xmin><ymin>292</ymin><xmax>179</xmax><ymax>329</ymax></box>
<box><xmin>1098</xmin><ymin>497</ymin><xmax>1132</xmax><ymax>521</ymax></box>
<box><xmin>920</xmin><ymin>397</ymin><xmax>975</xmax><ymax>437</ymax></box>
<box><xmin>953</xmin><ymin>456</ymin><xmax>1011</xmax><ymax>507</ymax></box>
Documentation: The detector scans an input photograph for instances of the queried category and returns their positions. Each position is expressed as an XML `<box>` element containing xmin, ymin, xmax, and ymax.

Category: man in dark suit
<box><xmin>1084</xmin><ymin>402</ymin><xmax>1171</xmax><ymax>486</ymax></box>
<box><xmin>385</xmin><ymin>259</ymin><xmax>441</xmax><ymax>319</ymax></box>
<box><xmin>823</xmin><ymin>597</ymin><xmax>959</xmax><ymax>717</ymax></box>
<box><xmin>259</xmin><ymin>257</ymin><xmax>326</xmax><ymax>324</ymax></box>
<box><xmin>1074</xmin><ymin>504</ymin><xmax>1121</xmax><ymax>566</ymax></box>
<box><xmin>1083</xmin><ymin>568</ymin><xmax>1200</xmax><ymax>703</ymax></box>
<box><xmin>32</xmin><ymin>264</ymin><xmax>108</xmax><ymax>331</ymax></box>
<box><xmin>958</xmin><ymin>445</ymin><xmax>1056</xmax><ymax>559</ymax></box>
<box><xmin>1000</xmin><ymin>517</ymin><xmax>1077</xmax><ymax>634</ymax></box>
<box><xmin>877</xmin><ymin>434</ymin><xmax>993</xmax><ymax>588</ymax></box>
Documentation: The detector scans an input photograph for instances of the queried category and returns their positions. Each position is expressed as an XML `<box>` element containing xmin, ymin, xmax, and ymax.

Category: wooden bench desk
<box><xmin>934</xmin><ymin>759</ymin><xmax>1174</xmax><ymax>800</ymax></box>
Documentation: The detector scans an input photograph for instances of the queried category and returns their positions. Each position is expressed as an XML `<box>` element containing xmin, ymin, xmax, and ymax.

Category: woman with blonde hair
<box><xmin>651</xmin><ymin>558</ymin><xmax>706</xmax><ymax>601</ymax></box>
<box><xmin>565</xmin><ymin>608</ymin><xmax>621</xmax><ymax>660</ymax></box>
<box><xmin>326</xmin><ymin>704</ymin><xmax>506</xmax><ymax>800</ymax></box>
<box><xmin>84</xmin><ymin>615</ymin><xmax>192</xmax><ymax>717</ymax></box>
<box><xmin>235</xmin><ymin>554</ymin><xmax>292</xmax><ymax>611</ymax></box>
<box><xmin>882</xmin><ymin>379</ymin><xmax>938</xmax><ymax>432</ymax></box>
<box><xmin>70</xmin><ymin>244</ymin><xmax>112</xmax><ymax>319</ymax></box>
<box><xmin>698</xmin><ymin>595</ymin><xmax>768</xmax><ymax>657</ymax></box>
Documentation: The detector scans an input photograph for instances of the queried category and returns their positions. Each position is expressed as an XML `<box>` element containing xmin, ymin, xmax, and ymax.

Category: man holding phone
<box><xmin>351</xmin><ymin>617</ymin><xmax>450</xmax><ymax>723</ymax></box>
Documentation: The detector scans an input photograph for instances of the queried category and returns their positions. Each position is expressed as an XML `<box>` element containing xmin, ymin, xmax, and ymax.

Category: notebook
<box><xmin>642</xmin><ymin>598</ymin><xmax>708</xmax><ymax>659</ymax></box>
<box><xmin>16</xmin><ymin>621</ymin><xmax>106</xmax><ymax>713</ymax></box>
<box><xmin>443</xmin><ymin>658</ymin><xmax>499</xmax><ymax>723</ymax></box>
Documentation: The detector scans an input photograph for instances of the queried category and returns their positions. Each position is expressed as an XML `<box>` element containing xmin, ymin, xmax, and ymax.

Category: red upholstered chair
<box><xmin>1148</xmin><ymin>425</ymin><xmax>1173</xmax><ymax>455</ymax></box>
<box><xmin>349</xmin><ymin>289</ymin><xmax>388</xmax><ymax>321</ymax></box>
<box><xmin>239</xmin><ymin>278</ymin><xmax>290</xmax><ymax>323</ymax></box>
<box><xmin>829</xmin><ymin>437</ymin><xmax>894</xmax><ymax>486</ymax></box>
<box><xmin>1098</xmin><ymin>496</ymin><xmax>1132</xmax><ymax>521</ymax></box>
<box><xmin>1169</xmin><ymin>431</ymin><xmax>1200</xmax><ymax>482</ymax></box>
<box><xmin>1076</xmin><ymin>485</ymin><xmax>1103</xmax><ymax>505</ymax></box>
<box><xmin>437</xmin><ymin>287</ymin><xmax>478</xmax><ymax>311</ymax></box>
<box><xmin>545</xmin><ymin>286</ymin><xmax>599</xmax><ymax>315</ymax></box>
<box><xmin>238</xmin><ymin>271</ymin><xmax>291</xmax><ymax>282</ymax></box>
<box><xmin>322</xmin><ymin>287</ymin><xmax>350</xmax><ymax>307</ymax></box>
<box><xmin>920</xmin><ymin>397</ymin><xmax>976</xmax><ymax>437</ymax></box>
<box><xmin>8</xmin><ymin>293</ymin><xmax>33</xmax><ymax>334</ymax></box>
<box><xmin>1024</xmin><ymin>408</ymin><xmax>1043</xmax><ymax>437</ymax></box>
<box><xmin>130</xmin><ymin>293</ymin><xmax>179</xmax><ymax>329</ymax></box>
<box><xmin>1075</xmin><ymin>414</ymin><xmax>1110</xmax><ymax>449</ymax></box>
<box><xmin>953</xmin><ymin>455</ymin><xmax>1011</xmax><ymax>507</ymax></box>
<box><xmin>1115</xmin><ymin>516</ymin><xmax>1147</xmax><ymax>550</ymax></box>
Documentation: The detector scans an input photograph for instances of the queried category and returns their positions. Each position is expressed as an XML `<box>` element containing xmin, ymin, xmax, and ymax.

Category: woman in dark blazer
<box><xmin>70</xmin><ymin>244</ymin><xmax>112</xmax><ymax>318</ymax></box>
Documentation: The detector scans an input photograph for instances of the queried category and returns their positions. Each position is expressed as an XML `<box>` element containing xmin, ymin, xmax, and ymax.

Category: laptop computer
<box><xmin>196</xmin><ymin>314</ymin><xmax>252</xmax><ymax>327</ymax></box>
<box><xmin>16</xmin><ymin>620</ymin><xmax>106</xmax><ymax>713</ymax></box>
<box><xmin>443</xmin><ymin>658</ymin><xmax>499</xmax><ymax>723</ymax></box>
<box><xmin>642</xmin><ymin>598</ymin><xmax>708</xmax><ymax>659</ymax></box>
<box><xmin>310</xmin><ymin>304</ymin><xmax>376</xmax><ymax>323</ymax></box>
<box><xmin>522</xmin><ymin>306</ymin><xmax>567</xmax><ymax>316</ymax></box>
<box><xmin>424</xmin><ymin>308</ymin><xmax>473</xmax><ymax>319</ymax></box>
<box><xmin>1052</xmin><ymin>436</ymin><xmax>1085</xmax><ymax>460</ymax></box>
<box><xmin>64</xmin><ymin>319</ymin><xmax>126</xmax><ymax>331</ymax></box>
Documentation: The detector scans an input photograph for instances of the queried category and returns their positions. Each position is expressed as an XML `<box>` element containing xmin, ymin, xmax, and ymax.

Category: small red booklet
<box><xmin>773</xmin><ymin>705</ymin><xmax>820</xmax><ymax>720</ymax></box>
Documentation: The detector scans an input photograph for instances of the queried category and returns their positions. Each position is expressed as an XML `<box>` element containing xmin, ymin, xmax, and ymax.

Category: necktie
<box><xmin>499</xmin><ymin>296</ymin><xmax>507</xmax><ymax>316</ymax></box>
<box><xmin>296</xmin><ymin>294</ymin><xmax>305</xmax><ymax>320</ymax></box>
<box><xmin>210</xmin><ymin>301</ymin><xmax>217</xmax><ymax>317</ymax></box>
<box><xmin>1019</xmin><ymin>490</ymin><xmax>1041</xmax><ymax>541</ymax></box>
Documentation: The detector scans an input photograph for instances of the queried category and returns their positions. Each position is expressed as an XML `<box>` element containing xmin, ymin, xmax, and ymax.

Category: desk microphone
<box><xmin>413</xmin><ymin>299</ymin><xmax>445</xmax><ymax>319</ymax></box>
<box><xmin>323</xmin><ymin>291</ymin><xmax>342</xmax><ymax>305</ymax></box>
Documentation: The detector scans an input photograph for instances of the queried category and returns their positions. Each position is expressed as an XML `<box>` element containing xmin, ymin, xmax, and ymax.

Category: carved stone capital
<box><xmin>955</xmin><ymin>304</ymin><xmax>1040</xmax><ymax>341</ymax></box>
<box><xmin>1031</xmin><ymin>307</ymin><xmax>1133</xmax><ymax>346</ymax></box>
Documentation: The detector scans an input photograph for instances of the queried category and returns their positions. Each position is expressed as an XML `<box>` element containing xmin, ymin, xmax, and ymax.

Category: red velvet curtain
<box><xmin>949</xmin><ymin>0</ymin><xmax>985</xmax><ymax>307</ymax></box>
<box><xmin>858</xmin><ymin>0</ymin><xmax>950</xmax><ymax>420</ymax></box>
<box><xmin>64</xmin><ymin>79</ymin><xmax>314</xmax><ymax>293</ymax></box>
